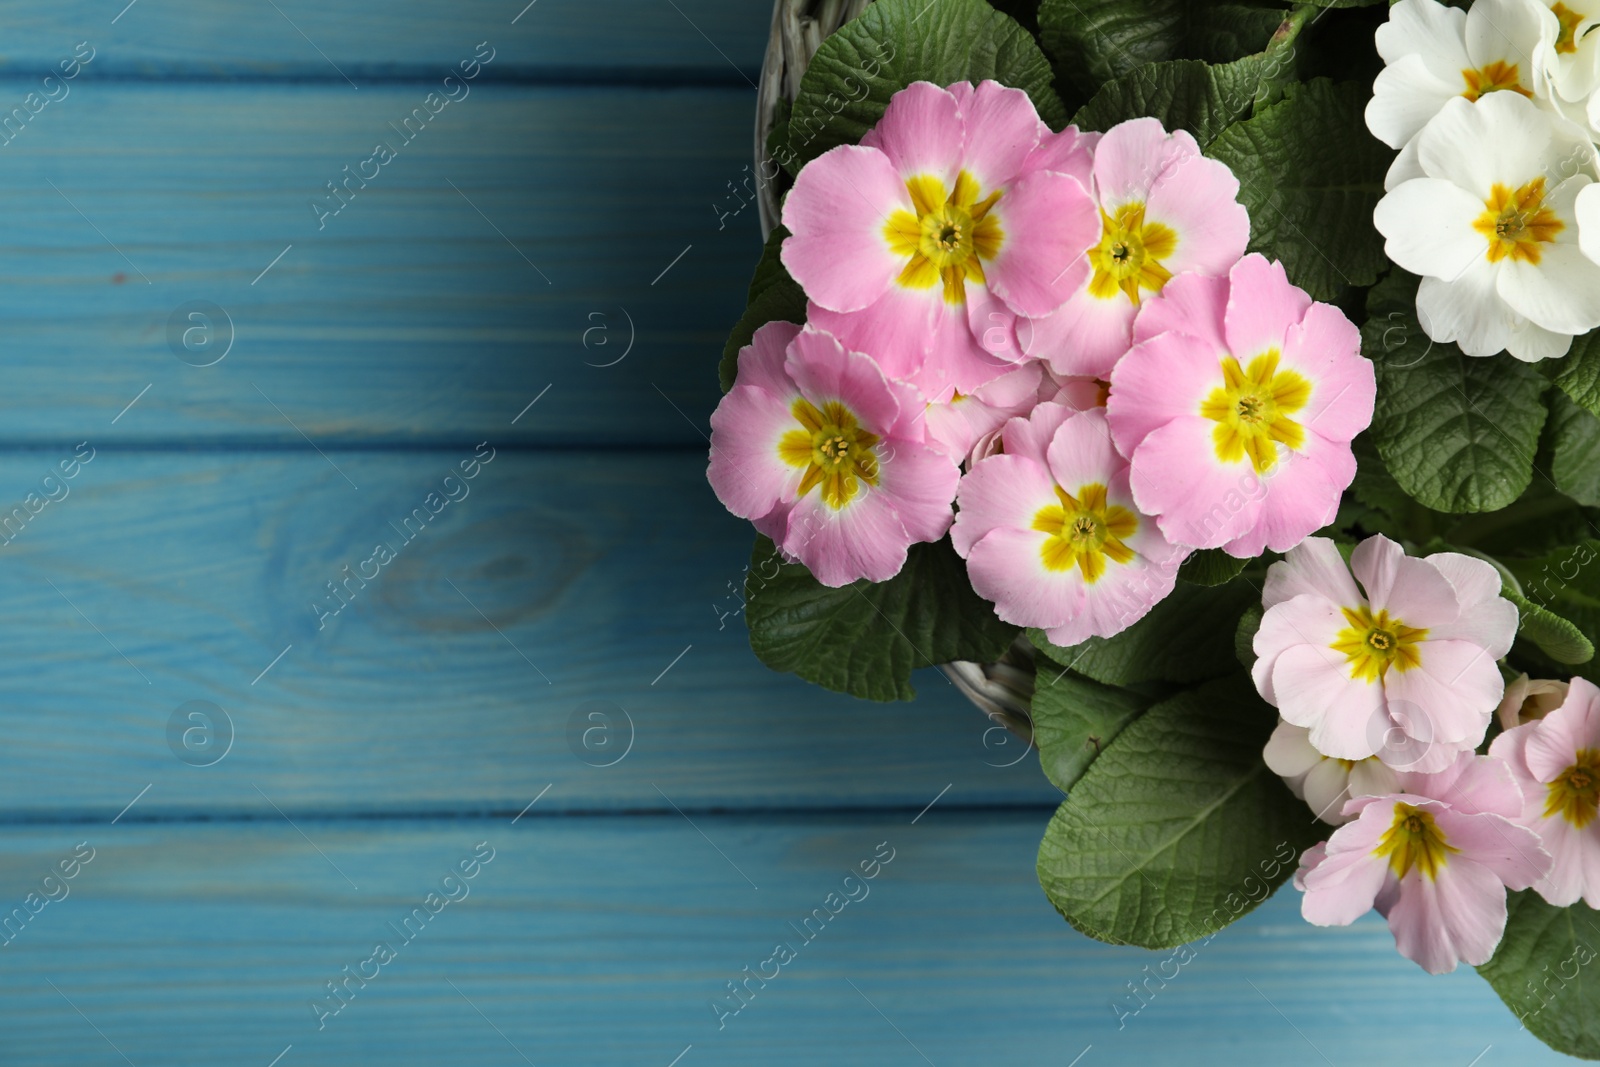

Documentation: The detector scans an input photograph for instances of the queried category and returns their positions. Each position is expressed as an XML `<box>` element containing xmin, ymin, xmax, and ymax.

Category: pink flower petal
<box><xmin>1271</xmin><ymin>643</ymin><xmax>1387</xmax><ymax>759</ymax></box>
<box><xmin>1000</xmin><ymin>401</ymin><xmax>1076</xmax><ymax>467</ymax></box>
<box><xmin>785</xmin><ymin>489</ymin><xmax>911</xmax><ymax>587</ymax></box>
<box><xmin>708</xmin><ymin>384</ymin><xmax>808</xmax><ymax>521</ymax></box>
<box><xmin>985</xmin><ymin>170</ymin><xmax>1098</xmax><ymax>316</ymax></box>
<box><xmin>1301</xmin><ymin>805</ymin><xmax>1392</xmax><ymax>925</ymax></box>
<box><xmin>1385</xmin><ymin>861</ymin><xmax>1507</xmax><ymax>973</ymax></box>
<box><xmin>1253</xmin><ymin>593</ymin><xmax>1346</xmax><ymax>707</ymax></box>
<box><xmin>1019</xmin><ymin>125</ymin><xmax>1098</xmax><ymax>187</ymax></box>
<box><xmin>1221</xmin><ymin>432</ymin><xmax>1352</xmax><ymax>558</ymax></box>
<box><xmin>808</xmin><ymin>290</ymin><xmax>1012</xmax><ymax>402</ymax></box>
<box><xmin>876</xmin><ymin>441</ymin><xmax>959</xmax><ymax>545</ymax></box>
<box><xmin>1105</xmin><ymin>332</ymin><xmax>1224</xmax><ymax>457</ymax></box>
<box><xmin>1350</xmin><ymin>534</ymin><xmax>1460</xmax><ymax>627</ymax></box>
<box><xmin>1381</xmin><ymin>639</ymin><xmax>1502</xmax><ymax>744</ymax></box>
<box><xmin>1526</xmin><ymin>678</ymin><xmax>1600</xmax><ymax>782</ymax></box>
<box><xmin>781</xmin><ymin>145</ymin><xmax>909</xmax><ymax>313</ymax></box>
<box><xmin>1092</xmin><ymin>117</ymin><xmax>1184</xmax><ymax>210</ymax></box>
<box><xmin>1019</xmin><ymin>286</ymin><xmax>1139</xmax><ymax>377</ymax></box>
<box><xmin>784</xmin><ymin>327</ymin><xmax>903</xmax><ymax>435</ymax></box>
<box><xmin>1129</xmin><ymin>417</ymin><xmax>1262</xmax><ymax>549</ymax></box>
<box><xmin>951</xmin><ymin>453</ymin><xmax>1055</xmax><ymax>558</ymax></box>
<box><xmin>1279</xmin><ymin>302</ymin><xmax>1374</xmax><ymax>445</ymax></box>
<box><xmin>1131</xmin><ymin>269</ymin><xmax>1229</xmax><ymax>352</ymax></box>
<box><xmin>730</xmin><ymin>319</ymin><xmax>804</xmax><ymax>399</ymax></box>
<box><xmin>951</xmin><ymin>80</ymin><xmax>1045</xmax><ymax>191</ymax></box>
<box><xmin>965</xmin><ymin>525</ymin><xmax>1083</xmax><ymax>629</ymax></box>
<box><xmin>1144</xmin><ymin>154</ymin><xmax>1249</xmax><ymax>276</ymax></box>
<box><xmin>1262</xmin><ymin>536</ymin><xmax>1365</xmax><ymax>612</ymax></box>
<box><xmin>1045</xmin><ymin>409</ymin><xmax>1123</xmax><ymax>493</ymax></box>
<box><xmin>858</xmin><ymin>80</ymin><xmax>962</xmax><ymax>187</ymax></box>
<box><xmin>1433</xmin><ymin>808</ymin><xmax>1551</xmax><ymax>890</ymax></box>
<box><xmin>1223</xmin><ymin>255</ymin><xmax>1311</xmax><ymax>363</ymax></box>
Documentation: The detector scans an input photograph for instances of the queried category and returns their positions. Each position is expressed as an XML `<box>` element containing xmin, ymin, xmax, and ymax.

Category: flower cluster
<box><xmin>1370</xmin><ymin>0</ymin><xmax>1600</xmax><ymax>360</ymax></box>
<box><xmin>710</xmin><ymin>80</ymin><xmax>1375</xmax><ymax>652</ymax></box>
<box><xmin>1255</xmin><ymin>533</ymin><xmax>1600</xmax><ymax>974</ymax></box>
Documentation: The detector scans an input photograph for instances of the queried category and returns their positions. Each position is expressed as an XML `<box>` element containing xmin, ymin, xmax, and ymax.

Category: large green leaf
<box><xmin>1036</xmin><ymin>675</ymin><xmax>1321</xmax><ymax>948</ymax></box>
<box><xmin>1027</xmin><ymin>577</ymin><xmax>1259</xmax><ymax>686</ymax></box>
<box><xmin>1208</xmin><ymin>78</ymin><xmax>1389</xmax><ymax>300</ymax></box>
<box><xmin>744</xmin><ymin>536</ymin><xmax>1018</xmax><ymax>702</ymax></box>
<box><xmin>1549</xmin><ymin>331</ymin><xmax>1600</xmax><ymax>420</ymax></box>
<box><xmin>786</xmin><ymin>0</ymin><xmax>1065</xmax><ymax>171</ymax></box>
<box><xmin>1360</xmin><ymin>271</ymin><xmax>1549</xmax><ymax>513</ymax></box>
<box><xmin>1550</xmin><ymin>388</ymin><xmax>1600</xmax><ymax>507</ymax></box>
<box><xmin>1039</xmin><ymin>0</ymin><xmax>1285</xmax><ymax>96</ymax></box>
<box><xmin>1478</xmin><ymin>892</ymin><xmax>1600</xmax><ymax>1060</ymax></box>
<box><xmin>1072</xmin><ymin>55</ymin><xmax>1263</xmax><ymax>149</ymax></box>
<box><xmin>1029</xmin><ymin>665</ymin><xmax>1153</xmax><ymax>793</ymax></box>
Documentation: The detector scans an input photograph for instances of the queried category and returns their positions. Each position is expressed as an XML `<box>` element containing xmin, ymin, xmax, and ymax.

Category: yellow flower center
<box><xmin>1086</xmin><ymin>202</ymin><xmax>1177</xmax><ymax>305</ymax></box>
<box><xmin>1554</xmin><ymin>2</ymin><xmax>1586</xmax><ymax>54</ymax></box>
<box><xmin>1331</xmin><ymin>605</ymin><xmax>1428</xmax><ymax>683</ymax></box>
<box><xmin>1197</xmin><ymin>350</ymin><xmax>1310</xmax><ymax>474</ymax></box>
<box><xmin>776</xmin><ymin>398</ymin><xmax>881</xmax><ymax>510</ymax></box>
<box><xmin>1473</xmin><ymin>178</ymin><xmax>1565</xmax><ymax>265</ymax></box>
<box><xmin>1544</xmin><ymin>748</ymin><xmax>1600</xmax><ymax>828</ymax></box>
<box><xmin>1460</xmin><ymin>59</ymin><xmax>1533</xmax><ymax>100</ymax></box>
<box><xmin>1374</xmin><ymin>803</ymin><xmax>1456</xmax><ymax>880</ymax></box>
<box><xmin>1030</xmin><ymin>482</ymin><xmax>1137</xmax><ymax>584</ymax></box>
<box><xmin>883</xmin><ymin>171</ymin><xmax>1004</xmax><ymax>305</ymax></box>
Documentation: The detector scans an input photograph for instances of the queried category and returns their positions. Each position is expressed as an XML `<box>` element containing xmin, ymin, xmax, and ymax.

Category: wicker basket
<box><xmin>754</xmin><ymin>0</ymin><xmax>1037</xmax><ymax>743</ymax></box>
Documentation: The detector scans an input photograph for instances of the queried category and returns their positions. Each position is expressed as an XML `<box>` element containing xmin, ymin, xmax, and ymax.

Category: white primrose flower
<box><xmin>1367</xmin><ymin>0</ymin><xmax>1554</xmax><ymax>160</ymax></box>
<box><xmin>1532</xmin><ymin>0</ymin><xmax>1600</xmax><ymax>116</ymax></box>
<box><xmin>1374</xmin><ymin>91</ymin><xmax>1600</xmax><ymax>361</ymax></box>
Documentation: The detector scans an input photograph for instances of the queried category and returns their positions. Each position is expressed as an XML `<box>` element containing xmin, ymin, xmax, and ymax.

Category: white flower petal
<box><xmin>1416</xmin><ymin>260</ymin><xmax>1515</xmax><ymax>357</ymax></box>
<box><xmin>1375</xmin><ymin>178</ymin><xmax>1488</xmax><ymax>279</ymax></box>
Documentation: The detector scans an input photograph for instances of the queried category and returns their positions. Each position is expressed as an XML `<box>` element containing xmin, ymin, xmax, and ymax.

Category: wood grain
<box><xmin>0</xmin><ymin>816</ymin><xmax>1565</xmax><ymax>1066</ymax></box>
<box><xmin>0</xmin><ymin>85</ymin><xmax>760</xmax><ymax>447</ymax></box>
<box><xmin>0</xmin><ymin>449</ymin><xmax>1053</xmax><ymax>815</ymax></box>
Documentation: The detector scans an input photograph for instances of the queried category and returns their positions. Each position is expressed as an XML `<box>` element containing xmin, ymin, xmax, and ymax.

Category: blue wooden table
<box><xmin>0</xmin><ymin>3</ymin><xmax>1573</xmax><ymax>1063</ymax></box>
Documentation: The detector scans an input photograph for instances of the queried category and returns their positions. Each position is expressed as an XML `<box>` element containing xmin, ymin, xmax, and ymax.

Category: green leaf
<box><xmin>1029</xmin><ymin>666</ymin><xmax>1153</xmax><ymax>793</ymax></box>
<box><xmin>719</xmin><ymin>279</ymin><xmax>806</xmax><ymax>392</ymax></box>
<box><xmin>1360</xmin><ymin>271</ymin><xmax>1549</xmax><ymax>513</ymax></box>
<box><xmin>1027</xmin><ymin>578</ymin><xmax>1259</xmax><ymax>686</ymax></box>
<box><xmin>1550</xmin><ymin>388</ymin><xmax>1600</xmax><ymax>507</ymax></box>
<box><xmin>1178</xmin><ymin>547</ymin><xmax>1250</xmax><ymax>586</ymax></box>
<box><xmin>1072</xmin><ymin>55</ymin><xmax>1263</xmax><ymax>149</ymax></box>
<box><xmin>1039</xmin><ymin>0</ymin><xmax>1286</xmax><ymax>97</ymax></box>
<box><xmin>1504</xmin><ymin>541</ymin><xmax>1600</xmax><ymax>682</ymax></box>
<box><xmin>1548</xmin><ymin>329</ymin><xmax>1600</xmax><ymax>420</ymax></box>
<box><xmin>1506</xmin><ymin>588</ymin><xmax>1595</xmax><ymax>665</ymax></box>
<box><xmin>786</xmin><ymin>0</ymin><xmax>1065</xmax><ymax>170</ymax></box>
<box><xmin>1235</xmin><ymin>602</ymin><xmax>1263</xmax><ymax>669</ymax></box>
<box><xmin>1478</xmin><ymin>892</ymin><xmax>1600</xmax><ymax>1059</ymax></box>
<box><xmin>746</xmin><ymin>225</ymin><xmax>792</xmax><ymax>305</ymax></box>
<box><xmin>1036</xmin><ymin>674</ymin><xmax>1322</xmax><ymax>948</ymax></box>
<box><xmin>744</xmin><ymin>536</ymin><xmax>1018</xmax><ymax>702</ymax></box>
<box><xmin>1207</xmin><ymin>78</ymin><xmax>1389</xmax><ymax>300</ymax></box>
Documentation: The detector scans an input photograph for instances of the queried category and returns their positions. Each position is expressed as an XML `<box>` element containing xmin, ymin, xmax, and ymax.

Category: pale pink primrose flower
<box><xmin>707</xmin><ymin>322</ymin><xmax>959</xmax><ymax>587</ymax></box>
<box><xmin>1252</xmin><ymin>535</ymin><xmax>1517</xmax><ymax>771</ymax></box>
<box><xmin>1490</xmin><ymin>676</ymin><xmax>1600</xmax><ymax>907</ymax></box>
<box><xmin>1105</xmin><ymin>255</ymin><xmax>1375</xmax><ymax>556</ymax></box>
<box><xmin>1264</xmin><ymin>719</ymin><xmax>1400</xmax><ymax>825</ymax></box>
<box><xmin>782</xmin><ymin>80</ymin><xmax>1099</xmax><ymax>402</ymax></box>
<box><xmin>1296</xmin><ymin>750</ymin><xmax>1551</xmax><ymax>974</ymax></box>
<box><xmin>1019</xmin><ymin>117</ymin><xmax>1250</xmax><ymax>379</ymax></box>
<box><xmin>1497</xmin><ymin>672</ymin><xmax>1570</xmax><ymax>730</ymax></box>
<box><xmin>951</xmin><ymin>405</ymin><xmax>1184</xmax><ymax>646</ymax></box>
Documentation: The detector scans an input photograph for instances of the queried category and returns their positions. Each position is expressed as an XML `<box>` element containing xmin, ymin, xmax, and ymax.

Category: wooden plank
<box><xmin>0</xmin><ymin>815</ymin><xmax>1565</xmax><ymax>1065</ymax></box>
<box><xmin>0</xmin><ymin>449</ymin><xmax>1053</xmax><ymax>815</ymax></box>
<box><xmin>3</xmin><ymin>1</ymin><xmax>770</xmax><ymax>82</ymax></box>
<box><xmin>0</xmin><ymin>84</ymin><xmax>761</xmax><ymax>447</ymax></box>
